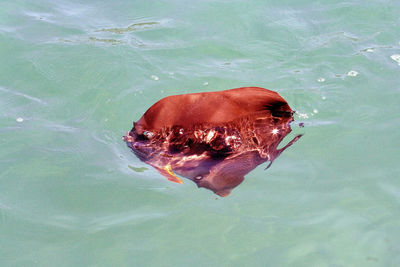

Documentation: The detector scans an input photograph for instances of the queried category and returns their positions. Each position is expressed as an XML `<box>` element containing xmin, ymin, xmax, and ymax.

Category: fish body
<box><xmin>124</xmin><ymin>87</ymin><xmax>301</xmax><ymax>196</ymax></box>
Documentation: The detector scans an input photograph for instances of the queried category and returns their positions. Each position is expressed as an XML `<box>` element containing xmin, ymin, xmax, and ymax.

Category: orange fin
<box><xmin>155</xmin><ymin>165</ymin><xmax>183</xmax><ymax>184</ymax></box>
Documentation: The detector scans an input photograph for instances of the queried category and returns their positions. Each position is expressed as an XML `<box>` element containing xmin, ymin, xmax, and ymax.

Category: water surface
<box><xmin>1</xmin><ymin>0</ymin><xmax>400</xmax><ymax>266</ymax></box>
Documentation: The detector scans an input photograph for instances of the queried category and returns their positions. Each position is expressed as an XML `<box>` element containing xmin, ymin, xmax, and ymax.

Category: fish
<box><xmin>123</xmin><ymin>87</ymin><xmax>302</xmax><ymax>196</ymax></box>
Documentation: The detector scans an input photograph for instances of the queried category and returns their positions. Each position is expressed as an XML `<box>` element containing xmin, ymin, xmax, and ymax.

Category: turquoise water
<box><xmin>1</xmin><ymin>0</ymin><xmax>400</xmax><ymax>266</ymax></box>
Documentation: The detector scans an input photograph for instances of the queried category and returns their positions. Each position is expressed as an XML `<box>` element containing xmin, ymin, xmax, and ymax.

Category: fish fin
<box><xmin>264</xmin><ymin>161</ymin><xmax>273</xmax><ymax>170</ymax></box>
<box><xmin>154</xmin><ymin>165</ymin><xmax>183</xmax><ymax>184</ymax></box>
<box><xmin>264</xmin><ymin>134</ymin><xmax>303</xmax><ymax>170</ymax></box>
<box><xmin>276</xmin><ymin>134</ymin><xmax>303</xmax><ymax>156</ymax></box>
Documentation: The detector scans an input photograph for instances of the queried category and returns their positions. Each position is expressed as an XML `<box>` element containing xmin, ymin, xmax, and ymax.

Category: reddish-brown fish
<box><xmin>123</xmin><ymin>87</ymin><xmax>301</xmax><ymax>196</ymax></box>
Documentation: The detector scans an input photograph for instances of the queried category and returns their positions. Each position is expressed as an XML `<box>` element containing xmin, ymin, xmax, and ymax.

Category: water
<box><xmin>1</xmin><ymin>0</ymin><xmax>400</xmax><ymax>266</ymax></box>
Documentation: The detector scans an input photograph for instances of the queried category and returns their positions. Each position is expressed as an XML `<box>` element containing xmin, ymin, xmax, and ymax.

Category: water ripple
<box><xmin>0</xmin><ymin>86</ymin><xmax>47</xmax><ymax>106</ymax></box>
<box><xmin>86</xmin><ymin>211</ymin><xmax>166</xmax><ymax>233</ymax></box>
<box><xmin>95</xmin><ymin>21</ymin><xmax>161</xmax><ymax>34</ymax></box>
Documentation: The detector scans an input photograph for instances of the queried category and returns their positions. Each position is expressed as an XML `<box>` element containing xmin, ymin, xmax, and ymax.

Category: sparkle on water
<box><xmin>1</xmin><ymin>0</ymin><xmax>400</xmax><ymax>266</ymax></box>
<box><xmin>151</xmin><ymin>75</ymin><xmax>159</xmax><ymax>81</ymax></box>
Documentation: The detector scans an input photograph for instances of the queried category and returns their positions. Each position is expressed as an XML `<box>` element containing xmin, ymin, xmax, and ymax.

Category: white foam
<box><xmin>347</xmin><ymin>70</ymin><xmax>359</xmax><ymax>77</ymax></box>
<box><xmin>391</xmin><ymin>54</ymin><xmax>400</xmax><ymax>65</ymax></box>
<box><xmin>297</xmin><ymin>112</ymin><xmax>309</xmax><ymax>119</ymax></box>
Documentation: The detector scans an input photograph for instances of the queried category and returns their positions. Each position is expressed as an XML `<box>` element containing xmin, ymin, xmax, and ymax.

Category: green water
<box><xmin>1</xmin><ymin>0</ymin><xmax>400</xmax><ymax>266</ymax></box>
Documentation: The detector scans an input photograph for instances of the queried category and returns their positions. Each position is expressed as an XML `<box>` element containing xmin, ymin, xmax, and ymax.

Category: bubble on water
<box><xmin>16</xmin><ymin>117</ymin><xmax>24</xmax><ymax>123</ymax></box>
<box><xmin>317</xmin><ymin>77</ymin><xmax>325</xmax><ymax>83</ymax></box>
<box><xmin>203</xmin><ymin>82</ymin><xmax>209</xmax><ymax>86</ymax></box>
<box><xmin>151</xmin><ymin>75</ymin><xmax>159</xmax><ymax>81</ymax></box>
<box><xmin>391</xmin><ymin>54</ymin><xmax>400</xmax><ymax>65</ymax></box>
<box><xmin>313</xmin><ymin>109</ymin><xmax>319</xmax><ymax>114</ymax></box>
<box><xmin>322</xmin><ymin>96</ymin><xmax>326</xmax><ymax>100</ymax></box>
<box><xmin>347</xmin><ymin>70</ymin><xmax>359</xmax><ymax>77</ymax></box>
